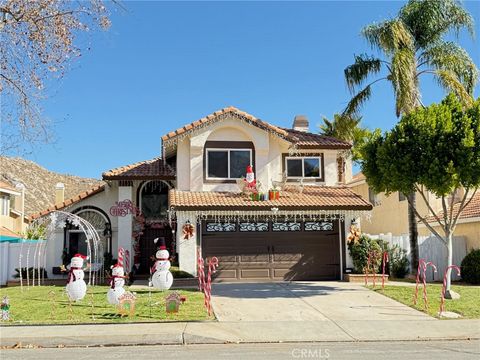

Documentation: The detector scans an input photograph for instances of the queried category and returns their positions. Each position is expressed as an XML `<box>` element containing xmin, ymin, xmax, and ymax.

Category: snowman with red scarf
<box><xmin>66</xmin><ymin>253</ymin><xmax>88</xmax><ymax>301</ymax></box>
<box><xmin>107</xmin><ymin>263</ymin><xmax>127</xmax><ymax>305</ymax></box>
<box><xmin>151</xmin><ymin>237</ymin><xmax>173</xmax><ymax>290</ymax></box>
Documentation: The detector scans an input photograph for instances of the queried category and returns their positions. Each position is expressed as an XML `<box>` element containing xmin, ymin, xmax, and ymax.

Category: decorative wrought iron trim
<box><xmin>239</xmin><ymin>222</ymin><xmax>269</xmax><ymax>232</ymax></box>
<box><xmin>205</xmin><ymin>222</ymin><xmax>236</xmax><ymax>232</ymax></box>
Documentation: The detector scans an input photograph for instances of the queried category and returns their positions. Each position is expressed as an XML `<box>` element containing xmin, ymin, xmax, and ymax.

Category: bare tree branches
<box><xmin>0</xmin><ymin>0</ymin><xmax>112</xmax><ymax>154</ymax></box>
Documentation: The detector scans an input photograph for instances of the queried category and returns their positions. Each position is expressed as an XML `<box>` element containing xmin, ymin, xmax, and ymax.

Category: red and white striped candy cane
<box><xmin>413</xmin><ymin>259</ymin><xmax>426</xmax><ymax>305</ymax></box>
<box><xmin>124</xmin><ymin>250</ymin><xmax>130</xmax><ymax>273</ymax></box>
<box><xmin>372</xmin><ymin>251</ymin><xmax>377</xmax><ymax>288</ymax></box>
<box><xmin>440</xmin><ymin>265</ymin><xmax>461</xmax><ymax>314</ymax></box>
<box><xmin>118</xmin><ymin>247</ymin><xmax>124</xmax><ymax>268</ymax></box>
<box><xmin>382</xmin><ymin>251</ymin><xmax>389</xmax><ymax>290</ymax></box>
<box><xmin>422</xmin><ymin>261</ymin><xmax>437</xmax><ymax>311</ymax></box>
<box><xmin>197</xmin><ymin>248</ymin><xmax>205</xmax><ymax>292</ymax></box>
<box><xmin>205</xmin><ymin>257</ymin><xmax>219</xmax><ymax>316</ymax></box>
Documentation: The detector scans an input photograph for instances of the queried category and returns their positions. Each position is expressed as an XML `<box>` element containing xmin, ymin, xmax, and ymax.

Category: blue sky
<box><xmin>20</xmin><ymin>0</ymin><xmax>480</xmax><ymax>179</ymax></box>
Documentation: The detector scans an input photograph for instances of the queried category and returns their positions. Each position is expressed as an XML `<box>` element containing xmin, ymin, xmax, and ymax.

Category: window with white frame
<box><xmin>285</xmin><ymin>156</ymin><xmax>321</xmax><ymax>178</ymax></box>
<box><xmin>206</xmin><ymin>149</ymin><xmax>252</xmax><ymax>180</ymax></box>
<box><xmin>0</xmin><ymin>195</ymin><xmax>10</xmax><ymax>216</ymax></box>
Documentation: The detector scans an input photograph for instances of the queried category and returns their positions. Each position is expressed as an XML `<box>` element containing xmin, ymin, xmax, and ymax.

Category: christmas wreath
<box><xmin>182</xmin><ymin>222</ymin><xmax>195</xmax><ymax>240</ymax></box>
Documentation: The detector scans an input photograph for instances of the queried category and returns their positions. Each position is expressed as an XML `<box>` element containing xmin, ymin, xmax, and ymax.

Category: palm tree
<box><xmin>343</xmin><ymin>0</ymin><xmax>478</xmax><ymax>273</ymax></box>
<box><xmin>319</xmin><ymin>113</ymin><xmax>370</xmax><ymax>163</ymax></box>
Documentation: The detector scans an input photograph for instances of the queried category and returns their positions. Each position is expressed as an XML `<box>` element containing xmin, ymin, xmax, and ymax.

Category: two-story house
<box><xmin>32</xmin><ymin>107</ymin><xmax>372</xmax><ymax>281</ymax></box>
<box><xmin>0</xmin><ymin>180</ymin><xmax>27</xmax><ymax>241</ymax></box>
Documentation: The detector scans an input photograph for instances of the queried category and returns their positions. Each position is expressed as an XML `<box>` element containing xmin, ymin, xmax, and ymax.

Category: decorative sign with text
<box><xmin>110</xmin><ymin>200</ymin><xmax>139</xmax><ymax>217</ymax></box>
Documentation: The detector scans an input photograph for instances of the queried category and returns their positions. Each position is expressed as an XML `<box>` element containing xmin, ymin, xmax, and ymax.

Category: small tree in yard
<box><xmin>361</xmin><ymin>94</ymin><xmax>480</xmax><ymax>297</ymax></box>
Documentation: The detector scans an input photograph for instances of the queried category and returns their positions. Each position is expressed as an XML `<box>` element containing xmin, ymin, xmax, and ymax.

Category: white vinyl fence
<box><xmin>367</xmin><ymin>233</ymin><xmax>467</xmax><ymax>282</ymax></box>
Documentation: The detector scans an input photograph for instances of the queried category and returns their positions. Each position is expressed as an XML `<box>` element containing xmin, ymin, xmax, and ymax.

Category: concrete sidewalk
<box><xmin>1</xmin><ymin>319</ymin><xmax>479</xmax><ymax>347</ymax></box>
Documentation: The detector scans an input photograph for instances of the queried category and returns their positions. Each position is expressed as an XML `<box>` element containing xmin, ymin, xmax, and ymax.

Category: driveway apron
<box><xmin>211</xmin><ymin>281</ymin><xmax>433</xmax><ymax>322</ymax></box>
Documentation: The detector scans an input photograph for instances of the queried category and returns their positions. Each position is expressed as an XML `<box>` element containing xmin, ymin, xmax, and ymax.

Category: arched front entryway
<box><xmin>64</xmin><ymin>206</ymin><xmax>111</xmax><ymax>265</ymax></box>
<box><xmin>137</xmin><ymin>180</ymin><xmax>175</xmax><ymax>274</ymax></box>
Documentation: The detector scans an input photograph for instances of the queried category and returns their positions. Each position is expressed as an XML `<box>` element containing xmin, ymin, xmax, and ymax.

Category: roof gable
<box><xmin>161</xmin><ymin>106</ymin><xmax>351</xmax><ymax>151</ymax></box>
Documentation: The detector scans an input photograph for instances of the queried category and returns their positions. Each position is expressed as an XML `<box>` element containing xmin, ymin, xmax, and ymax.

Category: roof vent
<box><xmin>292</xmin><ymin>115</ymin><xmax>309</xmax><ymax>132</ymax></box>
<box><xmin>55</xmin><ymin>182</ymin><xmax>65</xmax><ymax>204</ymax></box>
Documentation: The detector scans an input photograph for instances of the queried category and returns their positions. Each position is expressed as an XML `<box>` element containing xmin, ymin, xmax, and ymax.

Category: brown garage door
<box><xmin>201</xmin><ymin>220</ymin><xmax>341</xmax><ymax>281</ymax></box>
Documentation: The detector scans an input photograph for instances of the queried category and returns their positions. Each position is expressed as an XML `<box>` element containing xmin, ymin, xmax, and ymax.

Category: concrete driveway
<box><xmin>211</xmin><ymin>281</ymin><xmax>433</xmax><ymax>322</ymax></box>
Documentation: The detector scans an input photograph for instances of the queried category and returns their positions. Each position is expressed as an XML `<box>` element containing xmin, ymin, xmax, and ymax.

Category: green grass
<box><xmin>0</xmin><ymin>285</ymin><xmax>213</xmax><ymax>325</ymax></box>
<box><xmin>369</xmin><ymin>284</ymin><xmax>480</xmax><ymax>319</ymax></box>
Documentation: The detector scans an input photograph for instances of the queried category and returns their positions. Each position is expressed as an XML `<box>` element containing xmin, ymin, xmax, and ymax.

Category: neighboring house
<box><xmin>0</xmin><ymin>180</ymin><xmax>27</xmax><ymax>240</ymax></box>
<box><xmin>348</xmin><ymin>172</ymin><xmax>444</xmax><ymax>236</ymax></box>
<box><xmin>420</xmin><ymin>192</ymin><xmax>480</xmax><ymax>252</ymax></box>
<box><xmin>31</xmin><ymin>107</ymin><xmax>372</xmax><ymax>281</ymax></box>
<box><xmin>348</xmin><ymin>172</ymin><xmax>479</xmax><ymax>251</ymax></box>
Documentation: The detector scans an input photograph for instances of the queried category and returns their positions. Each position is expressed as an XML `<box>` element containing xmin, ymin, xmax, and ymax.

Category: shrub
<box><xmin>461</xmin><ymin>249</ymin><xmax>480</xmax><ymax>284</ymax></box>
<box><xmin>388</xmin><ymin>245</ymin><xmax>410</xmax><ymax>278</ymax></box>
<box><xmin>14</xmin><ymin>267</ymin><xmax>47</xmax><ymax>279</ymax></box>
<box><xmin>347</xmin><ymin>235</ymin><xmax>382</xmax><ymax>274</ymax></box>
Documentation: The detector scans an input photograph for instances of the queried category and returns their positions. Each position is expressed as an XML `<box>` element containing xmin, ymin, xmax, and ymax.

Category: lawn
<box><xmin>0</xmin><ymin>285</ymin><xmax>214</xmax><ymax>325</ymax></box>
<box><xmin>369</xmin><ymin>284</ymin><xmax>480</xmax><ymax>319</ymax></box>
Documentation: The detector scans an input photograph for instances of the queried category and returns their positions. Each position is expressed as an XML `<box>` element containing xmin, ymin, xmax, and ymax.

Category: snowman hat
<box><xmin>246</xmin><ymin>165</ymin><xmax>253</xmax><ymax>173</ymax></box>
<box><xmin>73</xmin><ymin>253</ymin><xmax>88</xmax><ymax>260</ymax></box>
<box><xmin>154</xmin><ymin>237</ymin><xmax>167</xmax><ymax>250</ymax></box>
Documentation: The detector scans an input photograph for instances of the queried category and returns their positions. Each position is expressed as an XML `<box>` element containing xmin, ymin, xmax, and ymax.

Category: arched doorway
<box><xmin>64</xmin><ymin>207</ymin><xmax>111</xmax><ymax>265</ymax></box>
<box><xmin>137</xmin><ymin>181</ymin><xmax>175</xmax><ymax>274</ymax></box>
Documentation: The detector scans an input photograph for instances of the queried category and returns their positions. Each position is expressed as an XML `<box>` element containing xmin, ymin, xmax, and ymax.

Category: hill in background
<box><xmin>0</xmin><ymin>156</ymin><xmax>104</xmax><ymax>216</ymax></box>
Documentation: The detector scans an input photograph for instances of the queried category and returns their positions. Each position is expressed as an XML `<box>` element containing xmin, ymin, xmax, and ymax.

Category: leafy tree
<box><xmin>0</xmin><ymin>0</ymin><xmax>112</xmax><ymax>153</ymax></box>
<box><xmin>362</xmin><ymin>94</ymin><xmax>480</xmax><ymax>295</ymax></box>
<box><xmin>343</xmin><ymin>0</ymin><xmax>478</xmax><ymax>272</ymax></box>
<box><xmin>319</xmin><ymin>114</ymin><xmax>371</xmax><ymax>163</ymax></box>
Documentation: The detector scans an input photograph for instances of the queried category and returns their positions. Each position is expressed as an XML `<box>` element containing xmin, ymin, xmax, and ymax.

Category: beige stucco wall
<box><xmin>350</xmin><ymin>181</ymin><xmax>443</xmax><ymax>236</ymax></box>
<box><xmin>175</xmin><ymin>116</ymin><xmax>345</xmax><ymax>192</ymax></box>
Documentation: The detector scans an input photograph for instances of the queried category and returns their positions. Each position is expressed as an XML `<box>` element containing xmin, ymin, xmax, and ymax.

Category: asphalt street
<box><xmin>2</xmin><ymin>340</ymin><xmax>479</xmax><ymax>360</ymax></box>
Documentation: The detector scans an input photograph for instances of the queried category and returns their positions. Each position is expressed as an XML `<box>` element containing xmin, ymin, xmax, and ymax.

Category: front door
<box><xmin>138</xmin><ymin>226</ymin><xmax>174</xmax><ymax>274</ymax></box>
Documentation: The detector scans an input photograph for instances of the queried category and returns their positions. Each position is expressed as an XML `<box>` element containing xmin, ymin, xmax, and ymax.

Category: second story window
<box><xmin>0</xmin><ymin>195</ymin><xmax>10</xmax><ymax>216</ymax></box>
<box><xmin>285</xmin><ymin>156</ymin><xmax>321</xmax><ymax>178</ymax></box>
<box><xmin>206</xmin><ymin>149</ymin><xmax>252</xmax><ymax>180</ymax></box>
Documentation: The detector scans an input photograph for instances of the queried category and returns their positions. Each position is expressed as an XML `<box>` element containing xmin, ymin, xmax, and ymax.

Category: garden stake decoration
<box><xmin>439</xmin><ymin>265</ymin><xmax>461</xmax><ymax>315</ymax></box>
<box><xmin>382</xmin><ymin>251</ymin><xmax>389</xmax><ymax>291</ymax></box>
<box><xmin>48</xmin><ymin>290</ymin><xmax>57</xmax><ymax>321</ymax></box>
<box><xmin>1</xmin><ymin>296</ymin><xmax>10</xmax><ymax>321</ymax></box>
<box><xmin>413</xmin><ymin>259</ymin><xmax>426</xmax><ymax>305</ymax></box>
<box><xmin>364</xmin><ymin>250</ymin><xmax>380</xmax><ymax>287</ymax></box>
<box><xmin>422</xmin><ymin>261</ymin><xmax>437</xmax><ymax>311</ymax></box>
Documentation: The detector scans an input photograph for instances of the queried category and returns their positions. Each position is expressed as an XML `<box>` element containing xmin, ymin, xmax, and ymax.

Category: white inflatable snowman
<box><xmin>66</xmin><ymin>253</ymin><xmax>88</xmax><ymax>301</ymax></box>
<box><xmin>107</xmin><ymin>263</ymin><xmax>126</xmax><ymax>305</ymax></box>
<box><xmin>151</xmin><ymin>237</ymin><xmax>173</xmax><ymax>290</ymax></box>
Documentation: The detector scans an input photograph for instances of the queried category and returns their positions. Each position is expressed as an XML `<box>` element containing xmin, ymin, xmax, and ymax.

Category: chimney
<box><xmin>55</xmin><ymin>182</ymin><xmax>65</xmax><ymax>204</ymax></box>
<box><xmin>292</xmin><ymin>115</ymin><xmax>309</xmax><ymax>132</ymax></box>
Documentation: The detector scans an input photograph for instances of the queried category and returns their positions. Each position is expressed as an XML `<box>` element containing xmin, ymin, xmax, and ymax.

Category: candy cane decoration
<box><xmin>117</xmin><ymin>247</ymin><xmax>124</xmax><ymax>268</ymax></box>
<box><xmin>413</xmin><ymin>259</ymin><xmax>426</xmax><ymax>305</ymax></box>
<box><xmin>422</xmin><ymin>261</ymin><xmax>437</xmax><ymax>311</ymax></box>
<box><xmin>197</xmin><ymin>248</ymin><xmax>205</xmax><ymax>292</ymax></box>
<box><xmin>124</xmin><ymin>250</ymin><xmax>130</xmax><ymax>273</ymax></box>
<box><xmin>439</xmin><ymin>265</ymin><xmax>461</xmax><ymax>314</ymax></box>
<box><xmin>205</xmin><ymin>257</ymin><xmax>219</xmax><ymax>316</ymax></box>
<box><xmin>382</xmin><ymin>251</ymin><xmax>389</xmax><ymax>290</ymax></box>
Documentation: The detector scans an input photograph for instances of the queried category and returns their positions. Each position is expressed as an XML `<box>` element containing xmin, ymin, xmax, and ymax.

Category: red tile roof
<box><xmin>162</xmin><ymin>106</ymin><xmax>289</xmax><ymax>142</ymax></box>
<box><xmin>0</xmin><ymin>180</ymin><xmax>19</xmax><ymax>193</ymax></box>
<box><xmin>161</xmin><ymin>106</ymin><xmax>351</xmax><ymax>150</ymax></box>
<box><xmin>282</xmin><ymin>128</ymin><xmax>351</xmax><ymax>149</ymax></box>
<box><xmin>426</xmin><ymin>192</ymin><xmax>480</xmax><ymax>223</ymax></box>
<box><xmin>102</xmin><ymin>158</ymin><xmax>176</xmax><ymax>180</ymax></box>
<box><xmin>169</xmin><ymin>185</ymin><xmax>372</xmax><ymax>211</ymax></box>
<box><xmin>30</xmin><ymin>184</ymin><xmax>105</xmax><ymax>220</ymax></box>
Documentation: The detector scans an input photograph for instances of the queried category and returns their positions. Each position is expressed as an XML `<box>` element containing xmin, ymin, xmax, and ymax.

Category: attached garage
<box><xmin>201</xmin><ymin>220</ymin><xmax>344</xmax><ymax>281</ymax></box>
